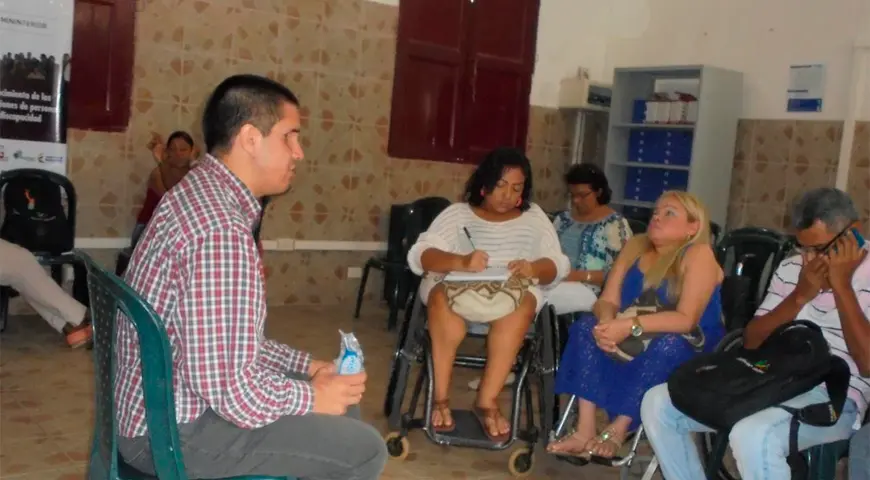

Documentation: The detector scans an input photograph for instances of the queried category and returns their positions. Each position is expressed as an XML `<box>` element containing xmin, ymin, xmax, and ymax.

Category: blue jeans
<box><xmin>640</xmin><ymin>384</ymin><xmax>859</xmax><ymax>480</ymax></box>
<box><xmin>852</xmin><ymin>424</ymin><xmax>870</xmax><ymax>480</ymax></box>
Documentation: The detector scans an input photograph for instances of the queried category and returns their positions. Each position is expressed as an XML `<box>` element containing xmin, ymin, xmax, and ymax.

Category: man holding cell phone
<box><xmin>642</xmin><ymin>187</ymin><xmax>870</xmax><ymax>480</ymax></box>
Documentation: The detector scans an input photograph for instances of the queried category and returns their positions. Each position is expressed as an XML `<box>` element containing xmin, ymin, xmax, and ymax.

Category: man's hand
<box><xmin>308</xmin><ymin>359</ymin><xmax>333</xmax><ymax>378</ymax></box>
<box><xmin>311</xmin><ymin>367</ymin><xmax>367</xmax><ymax>416</ymax></box>
<box><xmin>827</xmin><ymin>233</ymin><xmax>867</xmax><ymax>291</ymax></box>
<box><xmin>794</xmin><ymin>251</ymin><xmax>829</xmax><ymax>305</ymax></box>
<box><xmin>461</xmin><ymin>250</ymin><xmax>489</xmax><ymax>272</ymax></box>
<box><xmin>508</xmin><ymin>259</ymin><xmax>535</xmax><ymax>279</ymax></box>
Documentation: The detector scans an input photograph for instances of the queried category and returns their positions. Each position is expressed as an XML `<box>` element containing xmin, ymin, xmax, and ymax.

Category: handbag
<box><xmin>441</xmin><ymin>276</ymin><xmax>535</xmax><ymax>323</ymax></box>
<box><xmin>607</xmin><ymin>289</ymin><xmax>705</xmax><ymax>363</ymax></box>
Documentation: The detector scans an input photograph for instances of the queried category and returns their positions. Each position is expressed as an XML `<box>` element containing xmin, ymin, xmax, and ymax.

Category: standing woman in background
<box><xmin>133</xmin><ymin>131</ymin><xmax>197</xmax><ymax>239</ymax></box>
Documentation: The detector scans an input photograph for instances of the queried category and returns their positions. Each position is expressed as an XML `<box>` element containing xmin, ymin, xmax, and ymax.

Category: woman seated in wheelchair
<box><xmin>547</xmin><ymin>190</ymin><xmax>724</xmax><ymax>461</ymax></box>
<box><xmin>406</xmin><ymin>147</ymin><xmax>570</xmax><ymax>443</ymax></box>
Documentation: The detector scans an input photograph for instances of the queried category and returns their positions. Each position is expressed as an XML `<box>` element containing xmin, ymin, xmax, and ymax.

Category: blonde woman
<box><xmin>547</xmin><ymin>191</ymin><xmax>724</xmax><ymax>461</ymax></box>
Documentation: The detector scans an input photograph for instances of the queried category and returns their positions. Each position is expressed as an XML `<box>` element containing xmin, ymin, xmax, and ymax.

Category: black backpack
<box><xmin>667</xmin><ymin>320</ymin><xmax>851</xmax><ymax>476</ymax></box>
<box><xmin>1</xmin><ymin>177</ymin><xmax>71</xmax><ymax>254</ymax></box>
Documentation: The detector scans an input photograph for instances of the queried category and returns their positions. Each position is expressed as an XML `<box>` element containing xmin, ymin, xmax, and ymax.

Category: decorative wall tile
<box><xmin>791</xmin><ymin>121</ymin><xmax>841</xmax><ymax>166</ymax></box>
<box><xmin>361</xmin><ymin>1</ymin><xmax>398</xmax><ymax>36</ymax></box>
<box><xmin>752</xmin><ymin>120</ymin><xmax>794</xmax><ymax>164</ymax></box>
<box><xmin>181</xmin><ymin>2</ymin><xmax>236</xmax><ymax>55</ymax></box>
<box><xmin>355</xmin><ymin>78</ymin><xmax>391</xmax><ymax>127</ymax></box>
<box><xmin>359</xmin><ymin>36</ymin><xmax>395</xmax><ymax>81</ymax></box>
<box><xmin>321</xmin><ymin>27</ymin><xmax>360</xmax><ymax>75</ymax></box>
<box><xmin>317</xmin><ymin>74</ymin><xmax>360</xmax><ymax>123</ymax></box>
<box><xmin>852</xmin><ymin>122</ymin><xmax>870</xmax><ymax>169</ymax></box>
<box><xmin>324</xmin><ymin>0</ymin><xmax>362</xmax><ymax>30</ymax></box>
<box><xmin>286</xmin><ymin>0</ymin><xmax>327</xmax><ymax>22</ymax></box>
<box><xmin>283</xmin><ymin>18</ymin><xmax>325</xmax><ymax>71</ymax></box>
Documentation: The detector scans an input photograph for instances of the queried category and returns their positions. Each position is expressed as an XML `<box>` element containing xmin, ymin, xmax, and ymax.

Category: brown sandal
<box><xmin>472</xmin><ymin>405</ymin><xmax>510</xmax><ymax>443</ymax></box>
<box><xmin>432</xmin><ymin>399</ymin><xmax>455</xmax><ymax>433</ymax></box>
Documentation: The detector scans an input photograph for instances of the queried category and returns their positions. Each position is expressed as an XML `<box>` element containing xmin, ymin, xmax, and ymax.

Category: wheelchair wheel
<box><xmin>508</xmin><ymin>447</ymin><xmax>534</xmax><ymax>477</ymax></box>
<box><xmin>536</xmin><ymin>306</ymin><xmax>558</xmax><ymax>444</ymax></box>
<box><xmin>699</xmin><ymin>329</ymin><xmax>746</xmax><ymax>480</ymax></box>
<box><xmin>385</xmin><ymin>296</ymin><xmax>427</xmax><ymax>430</ymax></box>
<box><xmin>384</xmin><ymin>432</ymin><xmax>410</xmax><ymax>461</ymax></box>
<box><xmin>383</xmin><ymin>293</ymin><xmax>416</xmax><ymax>418</ymax></box>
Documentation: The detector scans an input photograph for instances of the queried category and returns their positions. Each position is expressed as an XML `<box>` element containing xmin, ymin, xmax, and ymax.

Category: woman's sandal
<box><xmin>588</xmin><ymin>428</ymin><xmax>631</xmax><ymax>461</ymax></box>
<box><xmin>546</xmin><ymin>432</ymin><xmax>594</xmax><ymax>464</ymax></box>
<box><xmin>432</xmin><ymin>399</ymin><xmax>455</xmax><ymax>433</ymax></box>
<box><xmin>472</xmin><ymin>405</ymin><xmax>510</xmax><ymax>443</ymax></box>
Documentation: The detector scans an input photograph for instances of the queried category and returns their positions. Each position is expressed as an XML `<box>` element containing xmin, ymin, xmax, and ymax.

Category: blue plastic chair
<box><xmin>79</xmin><ymin>251</ymin><xmax>289</xmax><ymax>480</ymax></box>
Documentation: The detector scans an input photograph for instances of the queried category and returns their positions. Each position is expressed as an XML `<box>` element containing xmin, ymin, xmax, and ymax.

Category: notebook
<box><xmin>444</xmin><ymin>266</ymin><xmax>511</xmax><ymax>282</ymax></box>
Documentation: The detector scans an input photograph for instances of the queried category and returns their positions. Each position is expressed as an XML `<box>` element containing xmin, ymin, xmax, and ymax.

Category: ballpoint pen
<box><xmin>463</xmin><ymin>227</ymin><xmax>476</xmax><ymax>250</ymax></box>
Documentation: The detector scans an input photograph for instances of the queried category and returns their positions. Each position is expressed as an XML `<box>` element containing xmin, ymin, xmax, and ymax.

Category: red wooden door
<box><xmin>461</xmin><ymin>0</ymin><xmax>539</xmax><ymax>163</ymax></box>
<box><xmin>387</xmin><ymin>0</ymin><xmax>470</xmax><ymax>162</ymax></box>
<box><xmin>68</xmin><ymin>0</ymin><xmax>135</xmax><ymax>132</ymax></box>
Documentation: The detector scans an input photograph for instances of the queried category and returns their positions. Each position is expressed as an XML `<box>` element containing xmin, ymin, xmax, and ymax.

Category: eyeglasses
<box><xmin>794</xmin><ymin>225</ymin><xmax>851</xmax><ymax>254</ymax></box>
<box><xmin>570</xmin><ymin>191</ymin><xmax>595</xmax><ymax>199</ymax></box>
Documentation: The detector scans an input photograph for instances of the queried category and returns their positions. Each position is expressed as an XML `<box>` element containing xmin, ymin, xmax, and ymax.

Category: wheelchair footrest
<box><xmin>429</xmin><ymin>409</ymin><xmax>518</xmax><ymax>450</ymax></box>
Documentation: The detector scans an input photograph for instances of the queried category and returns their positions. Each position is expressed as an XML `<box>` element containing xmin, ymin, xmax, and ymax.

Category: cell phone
<box><xmin>852</xmin><ymin>228</ymin><xmax>866</xmax><ymax>248</ymax></box>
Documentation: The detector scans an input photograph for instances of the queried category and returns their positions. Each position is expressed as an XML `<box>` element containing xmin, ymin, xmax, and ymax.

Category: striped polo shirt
<box><xmin>755</xmin><ymin>247</ymin><xmax>870</xmax><ymax>429</ymax></box>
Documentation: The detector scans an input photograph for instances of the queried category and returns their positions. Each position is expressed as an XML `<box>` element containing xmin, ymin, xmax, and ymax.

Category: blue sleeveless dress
<box><xmin>554</xmin><ymin>260</ymin><xmax>724</xmax><ymax>429</ymax></box>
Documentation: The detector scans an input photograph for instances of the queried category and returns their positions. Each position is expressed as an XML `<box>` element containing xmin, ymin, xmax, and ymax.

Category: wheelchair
<box><xmin>382</xmin><ymin>291</ymin><xmax>561</xmax><ymax>477</ymax></box>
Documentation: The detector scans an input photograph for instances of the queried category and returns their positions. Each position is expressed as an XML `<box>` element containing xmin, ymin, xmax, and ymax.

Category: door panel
<box><xmin>388</xmin><ymin>0</ymin><xmax>469</xmax><ymax>161</ymax></box>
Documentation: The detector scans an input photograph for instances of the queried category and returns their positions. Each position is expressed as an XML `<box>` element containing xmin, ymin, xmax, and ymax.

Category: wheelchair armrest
<box><xmin>34</xmin><ymin>252</ymin><xmax>79</xmax><ymax>264</ymax></box>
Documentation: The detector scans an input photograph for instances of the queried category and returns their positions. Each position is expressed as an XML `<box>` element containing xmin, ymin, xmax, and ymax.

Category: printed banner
<box><xmin>0</xmin><ymin>0</ymin><xmax>74</xmax><ymax>175</ymax></box>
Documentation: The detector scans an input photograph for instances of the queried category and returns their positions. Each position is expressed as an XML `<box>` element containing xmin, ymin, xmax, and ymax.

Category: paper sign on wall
<box><xmin>0</xmin><ymin>0</ymin><xmax>74</xmax><ymax>176</ymax></box>
<box><xmin>787</xmin><ymin>64</ymin><xmax>825</xmax><ymax>113</ymax></box>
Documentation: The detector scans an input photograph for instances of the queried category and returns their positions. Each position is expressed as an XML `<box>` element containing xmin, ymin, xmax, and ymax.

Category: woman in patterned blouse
<box><xmin>546</xmin><ymin>164</ymin><xmax>632</xmax><ymax>314</ymax></box>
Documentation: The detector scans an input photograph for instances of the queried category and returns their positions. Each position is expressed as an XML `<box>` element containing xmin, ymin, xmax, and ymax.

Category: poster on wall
<box><xmin>787</xmin><ymin>64</ymin><xmax>826</xmax><ymax>113</ymax></box>
<box><xmin>0</xmin><ymin>0</ymin><xmax>74</xmax><ymax>176</ymax></box>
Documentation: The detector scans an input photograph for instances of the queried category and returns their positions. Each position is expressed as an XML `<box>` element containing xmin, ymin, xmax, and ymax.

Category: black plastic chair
<box><xmin>710</xmin><ymin>222</ymin><xmax>722</xmax><ymax>245</ymax></box>
<box><xmin>715</xmin><ymin>227</ymin><xmax>795</xmax><ymax>331</ymax></box>
<box><xmin>626</xmin><ymin>218</ymin><xmax>648</xmax><ymax>234</ymax></box>
<box><xmin>354</xmin><ymin>196</ymin><xmax>451</xmax><ymax>330</ymax></box>
<box><xmin>0</xmin><ymin>168</ymin><xmax>83</xmax><ymax>332</ymax></box>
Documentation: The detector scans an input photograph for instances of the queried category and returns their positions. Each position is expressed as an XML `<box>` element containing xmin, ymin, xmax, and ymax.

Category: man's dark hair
<box><xmin>202</xmin><ymin>74</ymin><xmax>300</xmax><ymax>156</ymax></box>
<box><xmin>464</xmin><ymin>147</ymin><xmax>533</xmax><ymax>211</ymax></box>
<box><xmin>790</xmin><ymin>187</ymin><xmax>859</xmax><ymax>232</ymax></box>
<box><xmin>564</xmin><ymin>163</ymin><xmax>612</xmax><ymax>204</ymax></box>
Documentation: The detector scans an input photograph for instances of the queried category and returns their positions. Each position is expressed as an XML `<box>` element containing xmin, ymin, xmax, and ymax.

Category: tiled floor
<box><xmin>0</xmin><ymin>305</ymin><xmax>640</xmax><ymax>479</ymax></box>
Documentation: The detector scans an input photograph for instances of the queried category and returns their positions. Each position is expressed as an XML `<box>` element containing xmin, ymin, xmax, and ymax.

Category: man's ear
<box><xmin>235</xmin><ymin>124</ymin><xmax>262</xmax><ymax>158</ymax></box>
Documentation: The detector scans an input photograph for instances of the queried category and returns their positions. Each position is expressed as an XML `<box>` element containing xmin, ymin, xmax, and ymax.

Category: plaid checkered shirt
<box><xmin>115</xmin><ymin>154</ymin><xmax>313</xmax><ymax>438</ymax></box>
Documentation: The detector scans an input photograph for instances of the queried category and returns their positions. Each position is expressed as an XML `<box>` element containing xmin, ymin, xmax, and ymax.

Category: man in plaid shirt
<box><xmin>116</xmin><ymin>74</ymin><xmax>387</xmax><ymax>480</ymax></box>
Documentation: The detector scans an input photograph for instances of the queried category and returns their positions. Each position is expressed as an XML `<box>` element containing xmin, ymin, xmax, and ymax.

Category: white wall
<box><xmin>602</xmin><ymin>0</ymin><xmax>870</xmax><ymax>119</ymax></box>
<box><xmin>375</xmin><ymin>0</ymin><xmax>870</xmax><ymax>119</ymax></box>
<box><xmin>529</xmin><ymin>0</ymin><xmax>624</xmax><ymax>107</ymax></box>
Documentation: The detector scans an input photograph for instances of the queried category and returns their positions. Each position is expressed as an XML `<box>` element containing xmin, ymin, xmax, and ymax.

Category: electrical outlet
<box><xmin>347</xmin><ymin>267</ymin><xmax>363</xmax><ymax>279</ymax></box>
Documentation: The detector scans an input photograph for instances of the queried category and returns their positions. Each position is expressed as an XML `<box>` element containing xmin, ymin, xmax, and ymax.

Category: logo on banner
<box><xmin>38</xmin><ymin>153</ymin><xmax>63</xmax><ymax>164</ymax></box>
<box><xmin>12</xmin><ymin>150</ymin><xmax>35</xmax><ymax>162</ymax></box>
